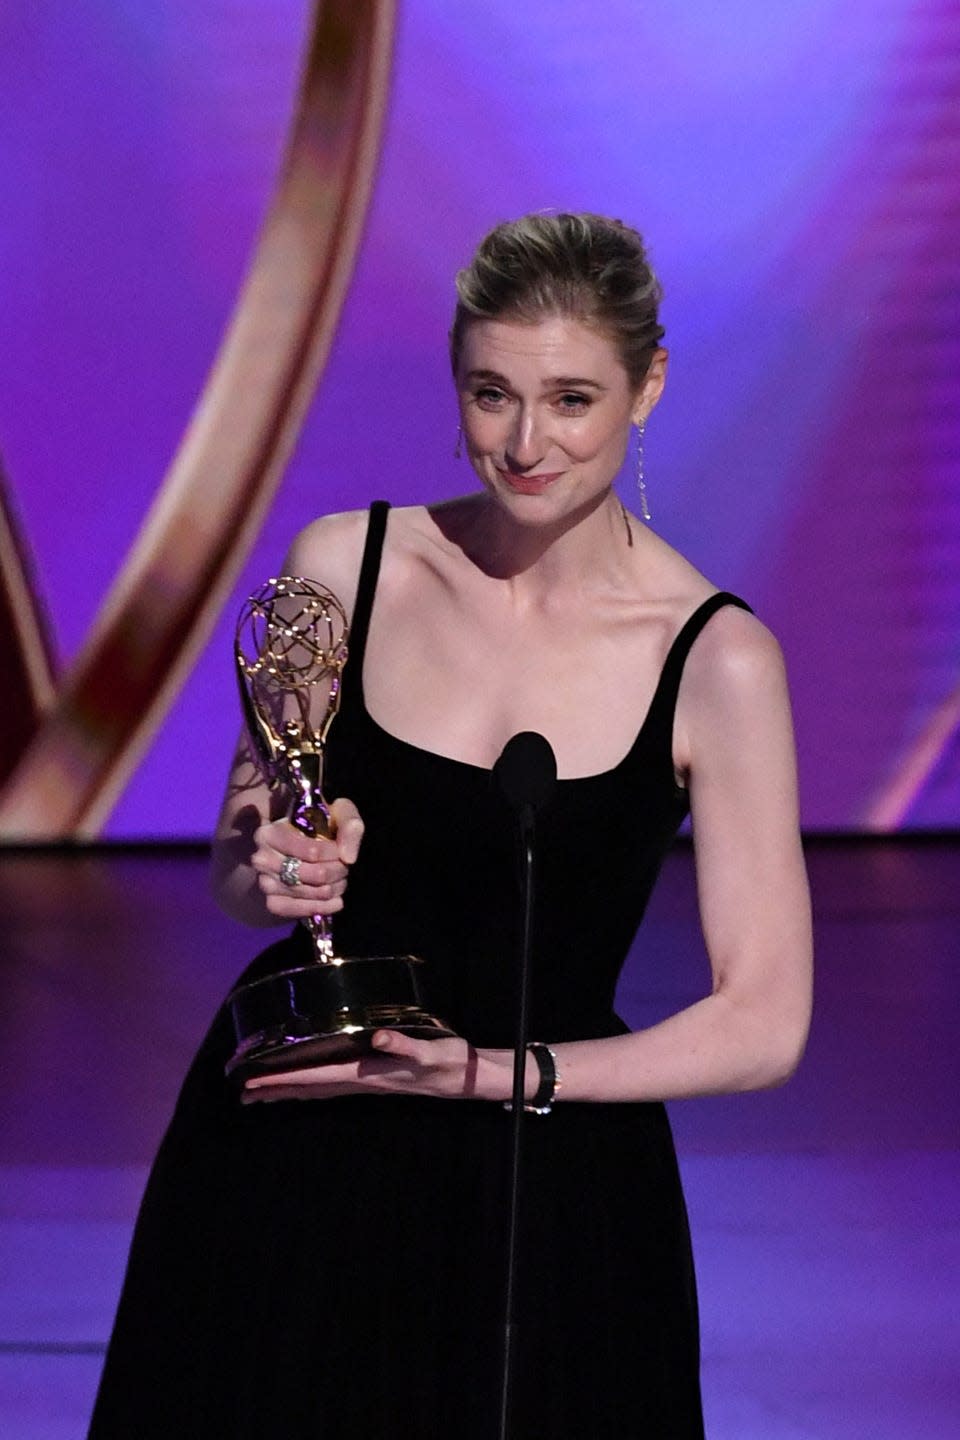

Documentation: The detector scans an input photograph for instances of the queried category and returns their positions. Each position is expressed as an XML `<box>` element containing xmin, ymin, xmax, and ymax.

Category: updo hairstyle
<box><xmin>450</xmin><ymin>212</ymin><xmax>665</xmax><ymax>389</ymax></box>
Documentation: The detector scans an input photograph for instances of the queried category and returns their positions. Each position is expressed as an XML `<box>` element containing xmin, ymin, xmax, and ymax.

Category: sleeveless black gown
<box><xmin>89</xmin><ymin>502</ymin><xmax>750</xmax><ymax>1439</ymax></box>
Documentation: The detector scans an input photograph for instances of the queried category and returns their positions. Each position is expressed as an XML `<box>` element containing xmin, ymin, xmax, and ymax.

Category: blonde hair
<box><xmin>451</xmin><ymin>212</ymin><xmax>665</xmax><ymax>388</ymax></box>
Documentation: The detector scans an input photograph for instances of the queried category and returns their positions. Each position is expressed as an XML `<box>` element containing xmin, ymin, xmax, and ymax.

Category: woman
<box><xmin>90</xmin><ymin>213</ymin><xmax>812</xmax><ymax>1439</ymax></box>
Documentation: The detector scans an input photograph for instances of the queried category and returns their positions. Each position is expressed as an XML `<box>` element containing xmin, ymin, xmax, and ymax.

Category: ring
<box><xmin>279</xmin><ymin>855</ymin><xmax>302</xmax><ymax>889</ymax></box>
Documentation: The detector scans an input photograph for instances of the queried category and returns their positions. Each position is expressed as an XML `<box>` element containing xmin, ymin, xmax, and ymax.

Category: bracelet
<box><xmin>503</xmin><ymin>1042</ymin><xmax>561</xmax><ymax>1116</ymax></box>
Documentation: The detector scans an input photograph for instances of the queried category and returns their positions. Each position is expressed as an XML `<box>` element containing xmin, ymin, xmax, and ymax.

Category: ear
<box><xmin>631</xmin><ymin>348</ymin><xmax>668</xmax><ymax>425</ymax></box>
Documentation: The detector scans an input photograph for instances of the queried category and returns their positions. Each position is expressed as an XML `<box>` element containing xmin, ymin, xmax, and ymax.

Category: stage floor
<box><xmin>1</xmin><ymin>838</ymin><xmax>957</xmax><ymax>1438</ymax></box>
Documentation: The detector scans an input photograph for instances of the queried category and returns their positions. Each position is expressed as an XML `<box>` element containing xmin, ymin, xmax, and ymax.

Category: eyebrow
<box><xmin>465</xmin><ymin>369</ymin><xmax>607</xmax><ymax>391</ymax></box>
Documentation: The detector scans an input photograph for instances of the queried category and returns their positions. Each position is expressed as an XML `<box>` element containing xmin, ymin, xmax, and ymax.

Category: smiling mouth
<box><xmin>496</xmin><ymin>468</ymin><xmax>564</xmax><ymax>490</ymax></box>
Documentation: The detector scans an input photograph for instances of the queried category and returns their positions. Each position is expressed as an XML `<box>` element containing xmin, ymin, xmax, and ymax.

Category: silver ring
<box><xmin>279</xmin><ymin>855</ymin><xmax>302</xmax><ymax>889</ymax></box>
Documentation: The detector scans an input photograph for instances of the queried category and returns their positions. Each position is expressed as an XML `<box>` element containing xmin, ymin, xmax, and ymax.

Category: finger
<box><xmin>245</xmin><ymin>1061</ymin><xmax>358</xmax><ymax>1092</ymax></box>
<box><xmin>242</xmin><ymin>1059</ymin><xmax>381</xmax><ymax>1103</ymax></box>
<box><xmin>329</xmin><ymin>798</ymin><xmax>365</xmax><ymax>865</ymax></box>
<box><xmin>369</xmin><ymin>1029</ymin><xmax>428</xmax><ymax>1062</ymax></box>
<box><xmin>255</xmin><ymin>858</ymin><xmax>348</xmax><ymax>892</ymax></box>
<box><xmin>263</xmin><ymin>892</ymin><xmax>345</xmax><ymax>919</ymax></box>
<box><xmin>242</xmin><ymin>1080</ymin><xmax>357</xmax><ymax>1104</ymax></box>
<box><xmin>255</xmin><ymin>821</ymin><xmax>340</xmax><ymax>866</ymax></box>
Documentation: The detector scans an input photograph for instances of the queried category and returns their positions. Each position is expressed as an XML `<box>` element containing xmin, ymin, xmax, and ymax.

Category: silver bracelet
<box><xmin>503</xmin><ymin>1042</ymin><xmax>561</xmax><ymax>1115</ymax></box>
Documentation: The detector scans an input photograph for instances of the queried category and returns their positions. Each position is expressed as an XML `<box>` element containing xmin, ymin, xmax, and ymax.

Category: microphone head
<box><xmin>493</xmin><ymin>731</ymin><xmax>558</xmax><ymax>817</ymax></box>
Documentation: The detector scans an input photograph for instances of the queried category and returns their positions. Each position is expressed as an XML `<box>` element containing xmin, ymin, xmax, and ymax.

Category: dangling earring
<box><xmin>635</xmin><ymin>416</ymin><xmax>650</xmax><ymax>522</ymax></box>
<box><xmin>454</xmin><ymin>423</ymin><xmax>463</xmax><ymax>459</ymax></box>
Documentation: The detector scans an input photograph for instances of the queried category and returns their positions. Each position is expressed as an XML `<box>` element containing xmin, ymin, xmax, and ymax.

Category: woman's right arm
<box><xmin>209</xmin><ymin>509</ymin><xmax>369</xmax><ymax>928</ymax></box>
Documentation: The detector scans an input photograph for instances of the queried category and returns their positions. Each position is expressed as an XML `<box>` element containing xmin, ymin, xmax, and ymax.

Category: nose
<box><xmin>504</xmin><ymin>404</ymin><xmax>545</xmax><ymax>472</ymax></box>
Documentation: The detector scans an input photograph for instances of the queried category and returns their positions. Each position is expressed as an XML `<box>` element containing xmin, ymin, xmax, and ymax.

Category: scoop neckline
<box><xmin>346</xmin><ymin>503</ymin><xmax>729</xmax><ymax>792</ymax></box>
<box><xmin>357</xmin><ymin>691</ymin><xmax>661</xmax><ymax>786</ymax></box>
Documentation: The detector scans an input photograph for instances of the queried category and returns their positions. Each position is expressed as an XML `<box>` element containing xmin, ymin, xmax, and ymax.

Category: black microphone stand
<box><xmin>499</xmin><ymin>801</ymin><xmax>536</xmax><ymax>1440</ymax></box>
<box><xmin>493</xmin><ymin>732</ymin><xmax>557</xmax><ymax>1440</ymax></box>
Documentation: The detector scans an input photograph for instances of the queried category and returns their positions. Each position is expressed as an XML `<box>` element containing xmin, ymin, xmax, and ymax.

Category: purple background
<box><xmin>2</xmin><ymin>0</ymin><xmax>958</xmax><ymax>836</ymax></box>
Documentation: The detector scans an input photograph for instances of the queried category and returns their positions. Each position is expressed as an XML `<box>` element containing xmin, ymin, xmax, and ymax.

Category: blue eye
<box><xmin>557</xmin><ymin>393</ymin><xmax>590</xmax><ymax>412</ymax></box>
<box><xmin>474</xmin><ymin>387</ymin><xmax>508</xmax><ymax>408</ymax></box>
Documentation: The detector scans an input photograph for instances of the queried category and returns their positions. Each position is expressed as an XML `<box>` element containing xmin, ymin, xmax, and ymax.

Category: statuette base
<box><xmin>225</xmin><ymin>954</ymin><xmax>454</xmax><ymax>1083</ymax></box>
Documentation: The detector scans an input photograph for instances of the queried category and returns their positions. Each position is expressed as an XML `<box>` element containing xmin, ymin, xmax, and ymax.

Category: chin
<box><xmin>488</xmin><ymin>487</ymin><xmax>564</xmax><ymax>523</ymax></box>
<box><xmin>489</xmin><ymin>479</ymin><xmax>613</xmax><ymax>529</ymax></box>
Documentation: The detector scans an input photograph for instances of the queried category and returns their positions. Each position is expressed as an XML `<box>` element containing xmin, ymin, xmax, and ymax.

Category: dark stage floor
<box><xmin>1</xmin><ymin>838</ymin><xmax>958</xmax><ymax>1437</ymax></box>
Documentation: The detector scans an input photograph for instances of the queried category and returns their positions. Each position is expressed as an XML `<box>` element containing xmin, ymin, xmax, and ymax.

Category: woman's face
<box><xmin>456</xmin><ymin>313</ymin><xmax>665</xmax><ymax>523</ymax></box>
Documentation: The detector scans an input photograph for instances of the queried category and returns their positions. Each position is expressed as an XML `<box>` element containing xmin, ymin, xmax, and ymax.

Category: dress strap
<box><xmin>642</xmin><ymin>591</ymin><xmax>754</xmax><ymax>774</ymax></box>
<box><xmin>342</xmin><ymin>501</ymin><xmax>390</xmax><ymax>703</ymax></box>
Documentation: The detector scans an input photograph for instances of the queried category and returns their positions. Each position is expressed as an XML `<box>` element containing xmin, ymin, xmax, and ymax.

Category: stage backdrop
<box><xmin>1</xmin><ymin>0</ymin><xmax>958</xmax><ymax>836</ymax></box>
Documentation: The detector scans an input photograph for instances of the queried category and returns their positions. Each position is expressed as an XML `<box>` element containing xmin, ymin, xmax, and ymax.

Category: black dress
<box><xmin>89</xmin><ymin>501</ymin><xmax>750</xmax><ymax>1439</ymax></box>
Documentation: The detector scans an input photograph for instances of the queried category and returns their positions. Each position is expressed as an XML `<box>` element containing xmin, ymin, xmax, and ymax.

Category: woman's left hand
<box><xmin>241</xmin><ymin>1031</ymin><xmax>512</xmax><ymax>1104</ymax></box>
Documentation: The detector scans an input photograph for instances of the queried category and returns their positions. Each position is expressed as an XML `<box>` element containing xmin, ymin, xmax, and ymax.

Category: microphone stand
<box><xmin>498</xmin><ymin>802</ymin><xmax>536</xmax><ymax>1440</ymax></box>
<box><xmin>492</xmin><ymin>729</ymin><xmax>556</xmax><ymax>1440</ymax></box>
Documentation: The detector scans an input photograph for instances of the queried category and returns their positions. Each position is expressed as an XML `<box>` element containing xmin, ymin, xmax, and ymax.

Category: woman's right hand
<box><xmin>250</xmin><ymin>797</ymin><xmax>365</xmax><ymax>920</ymax></box>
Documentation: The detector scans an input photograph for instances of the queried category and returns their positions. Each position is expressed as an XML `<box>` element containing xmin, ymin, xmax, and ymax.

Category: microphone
<box><xmin>493</xmin><ymin>731</ymin><xmax>558</xmax><ymax>832</ymax></box>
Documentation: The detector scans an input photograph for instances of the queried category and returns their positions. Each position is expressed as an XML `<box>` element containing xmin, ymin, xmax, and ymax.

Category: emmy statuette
<box><xmin>225</xmin><ymin>577</ymin><xmax>453</xmax><ymax>1082</ymax></box>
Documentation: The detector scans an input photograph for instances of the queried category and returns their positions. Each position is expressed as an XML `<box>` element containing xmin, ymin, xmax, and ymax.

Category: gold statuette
<box><xmin>225</xmin><ymin>577</ymin><xmax>452</xmax><ymax>1082</ymax></box>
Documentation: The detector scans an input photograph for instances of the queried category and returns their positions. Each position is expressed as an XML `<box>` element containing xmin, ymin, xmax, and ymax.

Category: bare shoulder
<box><xmin>282</xmin><ymin>509</ymin><xmax>374</xmax><ymax>620</ymax></box>
<box><xmin>675</xmin><ymin>599</ymin><xmax>793</xmax><ymax>772</ymax></box>
<box><xmin>668</xmin><ymin>598</ymin><xmax>796</xmax><ymax>794</ymax></box>
<box><xmin>283</xmin><ymin>504</ymin><xmax>440</xmax><ymax>618</ymax></box>
<box><xmin>630</xmin><ymin>534</ymin><xmax>785</xmax><ymax>703</ymax></box>
<box><xmin>684</xmin><ymin>603</ymin><xmax>787</xmax><ymax>700</ymax></box>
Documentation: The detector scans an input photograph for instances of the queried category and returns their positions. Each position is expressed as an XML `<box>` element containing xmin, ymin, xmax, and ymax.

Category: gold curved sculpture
<box><xmin>863</xmin><ymin>680</ymin><xmax>960</xmax><ymax>830</ymax></box>
<box><xmin>0</xmin><ymin>0</ymin><xmax>396</xmax><ymax>839</ymax></box>
<box><xmin>0</xmin><ymin>468</ymin><xmax>58</xmax><ymax>789</ymax></box>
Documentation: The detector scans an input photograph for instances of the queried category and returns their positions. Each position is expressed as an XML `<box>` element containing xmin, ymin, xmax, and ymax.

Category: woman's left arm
<box><xmin>245</xmin><ymin>610</ymin><xmax>812</xmax><ymax>1106</ymax></box>
<box><xmin>547</xmin><ymin>609</ymin><xmax>813</xmax><ymax>1102</ymax></box>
